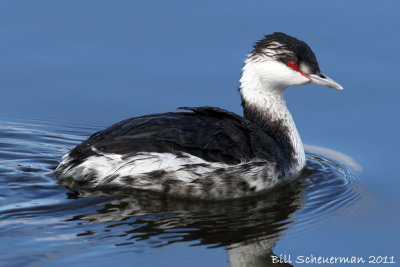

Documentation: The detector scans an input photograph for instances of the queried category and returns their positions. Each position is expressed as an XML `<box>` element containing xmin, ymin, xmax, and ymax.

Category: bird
<box><xmin>55</xmin><ymin>32</ymin><xmax>343</xmax><ymax>200</ymax></box>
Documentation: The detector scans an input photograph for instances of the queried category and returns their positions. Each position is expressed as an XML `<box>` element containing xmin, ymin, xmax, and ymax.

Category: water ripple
<box><xmin>0</xmin><ymin>117</ymin><xmax>364</xmax><ymax>265</ymax></box>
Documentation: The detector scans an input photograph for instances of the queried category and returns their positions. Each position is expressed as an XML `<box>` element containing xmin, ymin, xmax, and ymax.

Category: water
<box><xmin>0</xmin><ymin>118</ymin><xmax>363</xmax><ymax>266</ymax></box>
<box><xmin>1</xmin><ymin>1</ymin><xmax>399</xmax><ymax>266</ymax></box>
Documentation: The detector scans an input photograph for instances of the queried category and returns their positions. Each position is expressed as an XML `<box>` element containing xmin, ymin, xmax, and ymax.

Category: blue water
<box><xmin>1</xmin><ymin>1</ymin><xmax>399</xmax><ymax>266</ymax></box>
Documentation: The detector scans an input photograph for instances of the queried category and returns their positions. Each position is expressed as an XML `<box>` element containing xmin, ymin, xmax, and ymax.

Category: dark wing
<box><xmin>67</xmin><ymin>107</ymin><xmax>285</xmax><ymax>167</ymax></box>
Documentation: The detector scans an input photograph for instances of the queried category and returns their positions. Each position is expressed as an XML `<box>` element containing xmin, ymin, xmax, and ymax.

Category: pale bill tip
<box><xmin>308</xmin><ymin>73</ymin><xmax>343</xmax><ymax>90</ymax></box>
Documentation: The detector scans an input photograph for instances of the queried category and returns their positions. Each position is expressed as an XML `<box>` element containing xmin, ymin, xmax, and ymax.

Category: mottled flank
<box><xmin>56</xmin><ymin>151</ymin><xmax>281</xmax><ymax>199</ymax></box>
<box><xmin>55</xmin><ymin>107</ymin><xmax>289</xmax><ymax>199</ymax></box>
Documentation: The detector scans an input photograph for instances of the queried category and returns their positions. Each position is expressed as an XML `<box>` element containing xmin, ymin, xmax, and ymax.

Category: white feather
<box><xmin>57</xmin><ymin>150</ymin><xmax>284</xmax><ymax>198</ymax></box>
<box><xmin>240</xmin><ymin>59</ymin><xmax>306</xmax><ymax>174</ymax></box>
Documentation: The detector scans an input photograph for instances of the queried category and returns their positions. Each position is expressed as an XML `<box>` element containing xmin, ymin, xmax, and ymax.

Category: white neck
<box><xmin>239</xmin><ymin>59</ymin><xmax>306</xmax><ymax>176</ymax></box>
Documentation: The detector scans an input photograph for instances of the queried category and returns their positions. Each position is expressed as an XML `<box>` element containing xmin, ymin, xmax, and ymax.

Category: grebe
<box><xmin>55</xmin><ymin>32</ymin><xmax>343</xmax><ymax>199</ymax></box>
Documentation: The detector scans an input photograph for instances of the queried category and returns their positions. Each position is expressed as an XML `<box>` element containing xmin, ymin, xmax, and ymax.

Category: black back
<box><xmin>68</xmin><ymin>107</ymin><xmax>286</xmax><ymax>170</ymax></box>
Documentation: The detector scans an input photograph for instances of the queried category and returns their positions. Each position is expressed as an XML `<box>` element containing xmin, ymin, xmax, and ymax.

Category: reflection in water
<box><xmin>0</xmin><ymin>119</ymin><xmax>363</xmax><ymax>266</ymax></box>
<box><xmin>68</xmin><ymin>181</ymin><xmax>303</xmax><ymax>266</ymax></box>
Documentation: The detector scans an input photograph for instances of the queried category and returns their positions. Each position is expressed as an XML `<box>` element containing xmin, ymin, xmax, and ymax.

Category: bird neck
<box><xmin>239</xmin><ymin>61</ymin><xmax>305</xmax><ymax>175</ymax></box>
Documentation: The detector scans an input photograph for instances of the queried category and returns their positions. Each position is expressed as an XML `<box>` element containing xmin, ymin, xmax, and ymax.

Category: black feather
<box><xmin>67</xmin><ymin>107</ymin><xmax>286</xmax><ymax>171</ymax></box>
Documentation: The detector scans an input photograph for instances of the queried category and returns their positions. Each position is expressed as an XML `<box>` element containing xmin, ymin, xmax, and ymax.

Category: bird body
<box><xmin>55</xmin><ymin>33</ymin><xmax>343</xmax><ymax>199</ymax></box>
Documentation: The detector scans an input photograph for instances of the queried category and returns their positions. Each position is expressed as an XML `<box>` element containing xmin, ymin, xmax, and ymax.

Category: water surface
<box><xmin>0</xmin><ymin>118</ymin><xmax>363</xmax><ymax>266</ymax></box>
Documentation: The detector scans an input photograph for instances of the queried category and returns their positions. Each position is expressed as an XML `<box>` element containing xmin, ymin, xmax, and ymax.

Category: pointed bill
<box><xmin>308</xmin><ymin>73</ymin><xmax>343</xmax><ymax>90</ymax></box>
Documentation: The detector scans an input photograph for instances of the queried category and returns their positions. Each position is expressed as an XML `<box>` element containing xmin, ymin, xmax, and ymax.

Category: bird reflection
<box><xmin>67</xmin><ymin>174</ymin><xmax>307</xmax><ymax>266</ymax></box>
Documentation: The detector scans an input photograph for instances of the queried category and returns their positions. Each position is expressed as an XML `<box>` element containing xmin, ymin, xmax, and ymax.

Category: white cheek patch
<box><xmin>241</xmin><ymin>60</ymin><xmax>310</xmax><ymax>90</ymax></box>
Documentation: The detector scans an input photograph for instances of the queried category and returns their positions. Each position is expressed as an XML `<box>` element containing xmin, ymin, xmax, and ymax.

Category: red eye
<box><xmin>288</xmin><ymin>61</ymin><xmax>298</xmax><ymax>70</ymax></box>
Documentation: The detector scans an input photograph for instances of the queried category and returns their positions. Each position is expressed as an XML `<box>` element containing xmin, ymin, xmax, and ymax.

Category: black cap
<box><xmin>250</xmin><ymin>32</ymin><xmax>320</xmax><ymax>74</ymax></box>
